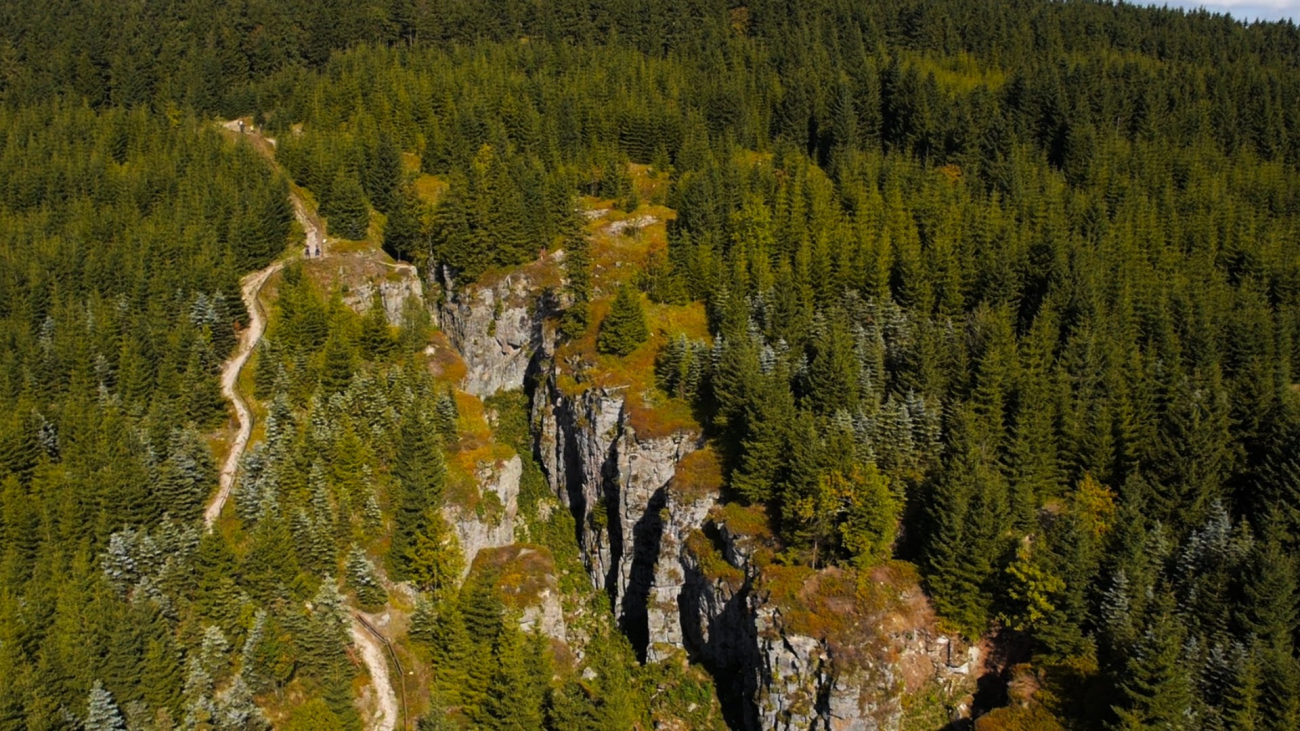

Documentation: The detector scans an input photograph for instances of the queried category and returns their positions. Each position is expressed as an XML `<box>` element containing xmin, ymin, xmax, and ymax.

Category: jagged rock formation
<box><xmin>530</xmin><ymin>373</ymin><xmax>707</xmax><ymax>659</ymax></box>
<box><xmin>430</xmin><ymin>259</ymin><xmax>979</xmax><ymax>729</ymax></box>
<box><xmin>443</xmin><ymin>455</ymin><xmax>522</xmax><ymax>578</ymax></box>
<box><xmin>680</xmin><ymin>512</ymin><xmax>979</xmax><ymax>730</ymax></box>
<box><xmin>436</xmin><ymin>262</ymin><xmax>559</xmax><ymax>397</ymax></box>
<box><xmin>645</xmin><ymin>469</ymin><xmax>718</xmax><ymax>664</ymax></box>
<box><xmin>343</xmin><ymin>267</ymin><xmax>424</xmax><ymax>326</ymax></box>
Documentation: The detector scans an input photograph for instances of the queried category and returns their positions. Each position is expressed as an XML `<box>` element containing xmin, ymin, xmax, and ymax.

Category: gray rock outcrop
<box><xmin>436</xmin><ymin>265</ymin><xmax>557</xmax><ymax>397</ymax></box>
<box><xmin>676</xmin><ymin>521</ymin><xmax>980</xmax><ymax>730</ymax></box>
<box><xmin>442</xmin><ymin>455</ymin><xmax>522</xmax><ymax>579</ymax></box>
<box><xmin>427</xmin><ymin>257</ymin><xmax>980</xmax><ymax>730</ymax></box>
<box><xmin>530</xmin><ymin>372</ymin><xmax>706</xmax><ymax>660</ymax></box>
<box><xmin>343</xmin><ymin>268</ymin><xmax>424</xmax><ymax>326</ymax></box>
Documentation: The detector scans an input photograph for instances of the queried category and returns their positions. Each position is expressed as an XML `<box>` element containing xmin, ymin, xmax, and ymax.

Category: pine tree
<box><xmin>282</xmin><ymin>698</ymin><xmax>346</xmax><ymax>731</ymax></box>
<box><xmin>560</xmin><ymin>204</ymin><xmax>593</xmax><ymax>339</ymax></box>
<box><xmin>347</xmin><ymin>546</ymin><xmax>388</xmax><ymax>610</ymax></box>
<box><xmin>318</xmin><ymin>333</ymin><xmax>355</xmax><ymax>397</ymax></box>
<box><xmin>327</xmin><ymin>171</ymin><xmax>370</xmax><ymax>240</ymax></box>
<box><xmin>731</xmin><ymin>371</ymin><xmax>795</xmax><ymax>504</ymax></box>
<box><xmin>405</xmin><ymin>509</ymin><xmax>463</xmax><ymax>595</ymax></box>
<box><xmin>840</xmin><ymin>463</ymin><xmax>900</xmax><ymax>566</ymax></box>
<box><xmin>391</xmin><ymin>415</ymin><xmax>446</xmax><ymax>579</ymax></box>
<box><xmin>482</xmin><ymin>626</ymin><xmax>545</xmax><ymax>730</ymax></box>
<box><xmin>807</xmin><ymin>314</ymin><xmax>860</xmax><ymax>416</ymax></box>
<box><xmin>365</xmin><ymin>132</ymin><xmax>404</xmax><ymax>213</ymax></box>
<box><xmin>85</xmin><ymin>680</ymin><xmax>127</xmax><ymax>731</ymax></box>
<box><xmin>433</xmin><ymin>386</ymin><xmax>459</xmax><ymax>443</ymax></box>
<box><xmin>597</xmin><ymin>284</ymin><xmax>649</xmax><ymax>356</ymax></box>
<box><xmin>141</xmin><ymin>635</ymin><xmax>183</xmax><ymax>714</ymax></box>
<box><xmin>358</xmin><ymin>294</ymin><xmax>396</xmax><ymax>361</ymax></box>
<box><xmin>431</xmin><ymin>181</ymin><xmax>484</xmax><ymax>280</ymax></box>
<box><xmin>1112</xmin><ymin>596</ymin><xmax>1195</xmax><ymax>729</ymax></box>
<box><xmin>253</xmin><ymin>341</ymin><xmax>281</xmax><ymax>400</ymax></box>
<box><xmin>1238</xmin><ymin>534</ymin><xmax>1298</xmax><ymax>654</ymax></box>
<box><xmin>157</xmin><ymin>428</ymin><xmax>214</xmax><ymax>520</ymax></box>
<box><xmin>383</xmin><ymin>188</ymin><xmax>424</xmax><ymax>264</ymax></box>
<box><xmin>1225</xmin><ymin>643</ymin><xmax>1264</xmax><ymax>730</ymax></box>
<box><xmin>420</xmin><ymin>598</ymin><xmax>473</xmax><ymax>705</ymax></box>
<box><xmin>924</xmin><ymin>406</ymin><xmax>1009</xmax><ymax>636</ymax></box>
<box><xmin>182</xmin><ymin>347</ymin><xmax>227</xmax><ymax>428</ymax></box>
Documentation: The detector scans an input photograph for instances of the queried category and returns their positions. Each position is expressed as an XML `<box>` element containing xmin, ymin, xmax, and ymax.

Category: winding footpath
<box><xmin>203</xmin><ymin>260</ymin><xmax>282</xmax><ymax>528</ymax></box>
<box><xmin>206</xmin><ymin>120</ymin><xmax>401</xmax><ymax>731</ymax></box>
<box><xmin>352</xmin><ymin>614</ymin><xmax>402</xmax><ymax>731</ymax></box>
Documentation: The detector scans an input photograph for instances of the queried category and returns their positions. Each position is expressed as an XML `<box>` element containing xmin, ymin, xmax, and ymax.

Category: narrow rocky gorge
<box><xmin>434</xmin><ymin>263</ymin><xmax>983</xmax><ymax>729</ymax></box>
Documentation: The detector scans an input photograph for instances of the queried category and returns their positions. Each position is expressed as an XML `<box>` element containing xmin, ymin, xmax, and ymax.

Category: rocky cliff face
<box><xmin>436</xmin><ymin>263</ymin><xmax>559</xmax><ymax>397</ymax></box>
<box><xmin>442</xmin><ymin>455</ymin><xmax>522</xmax><ymax>579</ymax></box>
<box><xmin>307</xmin><ymin>250</ymin><xmax>424</xmax><ymax>326</ymax></box>
<box><xmin>343</xmin><ymin>271</ymin><xmax>423</xmax><ymax>326</ymax></box>
<box><xmin>429</xmin><ymin>258</ymin><xmax>978</xmax><ymax>730</ymax></box>
<box><xmin>678</xmin><ymin>518</ymin><xmax>979</xmax><ymax>730</ymax></box>
<box><xmin>530</xmin><ymin>373</ymin><xmax>706</xmax><ymax>661</ymax></box>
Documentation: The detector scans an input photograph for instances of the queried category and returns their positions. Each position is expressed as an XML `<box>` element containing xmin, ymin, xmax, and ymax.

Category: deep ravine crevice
<box><xmin>621</xmin><ymin>484</ymin><xmax>667</xmax><ymax>663</ymax></box>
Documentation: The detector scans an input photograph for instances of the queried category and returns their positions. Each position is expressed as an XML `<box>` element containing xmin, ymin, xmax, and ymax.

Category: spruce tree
<box><xmin>358</xmin><ymin>295</ymin><xmax>396</xmax><ymax>361</ymax></box>
<box><xmin>1112</xmin><ymin>596</ymin><xmax>1195</xmax><ymax>729</ymax></box>
<box><xmin>346</xmin><ymin>546</ymin><xmax>387</xmax><ymax>610</ymax></box>
<box><xmin>318</xmin><ymin>334</ymin><xmax>355</xmax><ymax>398</ymax></box>
<box><xmin>391</xmin><ymin>415</ymin><xmax>446</xmax><ymax>579</ymax></box>
<box><xmin>597</xmin><ymin>284</ymin><xmax>649</xmax><ymax>356</ymax></box>
<box><xmin>327</xmin><ymin>171</ymin><xmax>370</xmax><ymax>241</ymax></box>
<box><xmin>560</xmin><ymin>204</ymin><xmax>593</xmax><ymax>339</ymax></box>
<box><xmin>1226</xmin><ymin>643</ymin><xmax>1264</xmax><ymax>730</ymax></box>
<box><xmin>85</xmin><ymin>681</ymin><xmax>127</xmax><ymax>731</ymax></box>
<box><xmin>405</xmin><ymin>509</ymin><xmax>463</xmax><ymax>595</ymax></box>
<box><xmin>365</xmin><ymin>132</ymin><xmax>404</xmax><ymax>213</ymax></box>
<box><xmin>482</xmin><ymin>627</ymin><xmax>545</xmax><ymax>730</ymax></box>
<box><xmin>383</xmin><ymin>188</ymin><xmax>424</xmax><ymax>264</ymax></box>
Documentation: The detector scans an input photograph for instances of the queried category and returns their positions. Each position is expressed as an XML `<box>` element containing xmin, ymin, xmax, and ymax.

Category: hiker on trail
<box><xmin>238</xmin><ymin>120</ymin><xmax>244</xmax><ymax>134</ymax></box>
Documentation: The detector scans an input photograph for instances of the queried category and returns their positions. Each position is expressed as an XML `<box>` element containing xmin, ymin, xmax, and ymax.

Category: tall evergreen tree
<box><xmin>597</xmin><ymin>284</ymin><xmax>650</xmax><ymax>356</ymax></box>
<box><xmin>327</xmin><ymin>172</ymin><xmax>370</xmax><ymax>240</ymax></box>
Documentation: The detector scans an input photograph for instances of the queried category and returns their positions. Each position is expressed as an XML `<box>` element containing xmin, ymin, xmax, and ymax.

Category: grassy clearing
<box><xmin>553</xmin><ymin>292</ymin><xmax>707</xmax><ymax>439</ymax></box>
<box><xmin>670</xmin><ymin>446</ymin><xmax>724</xmax><ymax>503</ymax></box>
<box><xmin>412</xmin><ymin>173</ymin><xmax>448</xmax><ymax>206</ymax></box>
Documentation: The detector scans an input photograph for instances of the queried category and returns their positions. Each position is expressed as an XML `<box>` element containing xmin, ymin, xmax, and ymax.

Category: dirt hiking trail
<box><xmin>205</xmin><ymin>121</ymin><xmax>329</xmax><ymax>528</ymax></box>
<box><xmin>209</xmin><ymin>119</ymin><xmax>400</xmax><ymax>731</ymax></box>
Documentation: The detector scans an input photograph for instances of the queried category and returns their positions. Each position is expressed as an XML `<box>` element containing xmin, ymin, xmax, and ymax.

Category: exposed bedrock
<box><xmin>432</xmin><ymin>261</ymin><xmax>979</xmax><ymax>729</ymax></box>
<box><xmin>531</xmin><ymin>372</ymin><xmax>706</xmax><ymax>661</ymax></box>
<box><xmin>435</xmin><ymin>264</ymin><xmax>558</xmax><ymax>397</ymax></box>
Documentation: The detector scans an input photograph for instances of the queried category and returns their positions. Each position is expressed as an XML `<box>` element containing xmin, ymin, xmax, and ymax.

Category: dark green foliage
<box><xmin>346</xmin><ymin>546</ymin><xmax>388</xmax><ymax>610</ymax></box>
<box><xmin>318</xmin><ymin>334</ymin><xmax>355</xmax><ymax>397</ymax></box>
<box><xmin>358</xmin><ymin>296</ymin><xmax>397</xmax><ymax>361</ymax></box>
<box><xmin>655</xmin><ymin>335</ymin><xmax>710</xmax><ymax>402</ymax></box>
<box><xmin>1111</xmin><ymin>595</ymin><xmax>1195</xmax><ymax>728</ymax></box>
<box><xmin>383</xmin><ymin>189</ymin><xmax>426</xmax><ymax>264</ymax></box>
<box><xmin>391</xmin><ymin>414</ymin><xmax>446</xmax><ymax>580</ymax></box>
<box><xmin>365</xmin><ymin>132</ymin><xmax>404</xmax><ymax>214</ymax></box>
<box><xmin>431</xmin><ymin>144</ymin><xmax>537</xmax><ymax>281</ymax></box>
<box><xmin>559</xmin><ymin>205</ymin><xmax>593</xmax><ymax>339</ymax></box>
<box><xmin>326</xmin><ymin>171</ymin><xmax>370</xmax><ymax>240</ymax></box>
<box><xmin>3</xmin><ymin>1</ymin><xmax>1300</xmax><ymax>728</ymax></box>
<box><xmin>596</xmin><ymin>285</ymin><xmax>649</xmax><ymax>356</ymax></box>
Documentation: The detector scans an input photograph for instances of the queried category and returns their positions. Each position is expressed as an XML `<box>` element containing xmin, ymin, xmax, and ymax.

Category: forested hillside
<box><xmin>2</xmin><ymin>1</ymin><xmax>1300</xmax><ymax>729</ymax></box>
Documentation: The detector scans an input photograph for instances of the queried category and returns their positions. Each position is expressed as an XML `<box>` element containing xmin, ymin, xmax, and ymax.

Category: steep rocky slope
<box><xmin>429</xmin><ymin>253</ymin><xmax>982</xmax><ymax>729</ymax></box>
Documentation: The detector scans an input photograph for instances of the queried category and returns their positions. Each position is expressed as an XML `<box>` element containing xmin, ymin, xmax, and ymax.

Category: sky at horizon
<box><xmin>1153</xmin><ymin>0</ymin><xmax>1299</xmax><ymax>22</ymax></box>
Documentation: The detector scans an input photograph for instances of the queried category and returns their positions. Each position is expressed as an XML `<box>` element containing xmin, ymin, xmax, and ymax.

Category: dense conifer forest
<box><xmin>1</xmin><ymin>0</ymin><xmax>1300</xmax><ymax>729</ymax></box>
